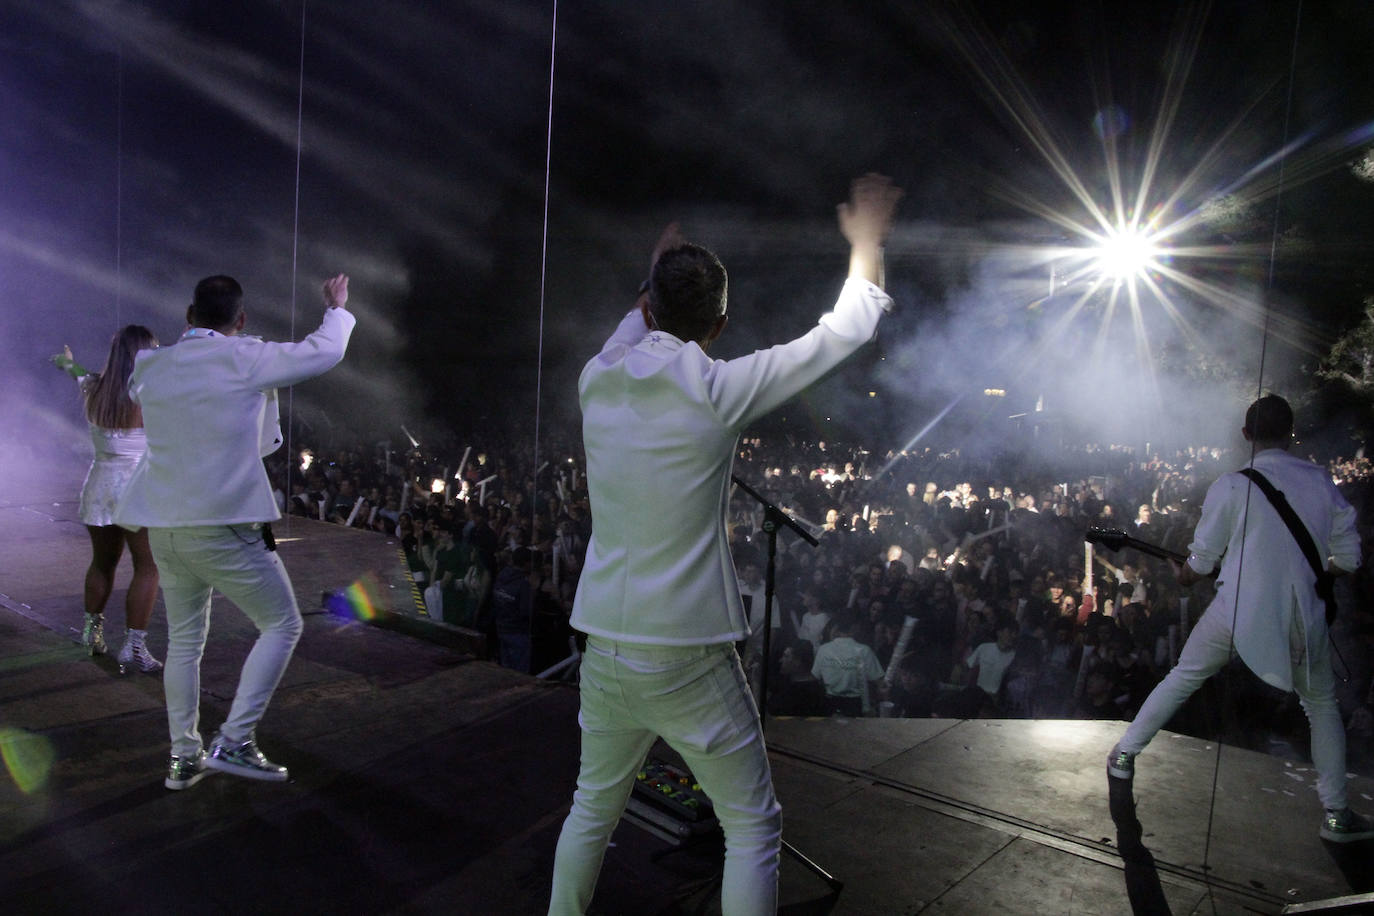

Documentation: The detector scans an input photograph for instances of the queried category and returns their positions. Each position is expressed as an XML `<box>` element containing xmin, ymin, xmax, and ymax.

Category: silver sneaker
<box><xmin>1320</xmin><ymin>807</ymin><xmax>1374</xmax><ymax>843</ymax></box>
<box><xmin>165</xmin><ymin>749</ymin><xmax>213</xmax><ymax>790</ymax></box>
<box><xmin>82</xmin><ymin>614</ymin><xmax>107</xmax><ymax>656</ymax></box>
<box><xmin>117</xmin><ymin>636</ymin><xmax>163</xmax><ymax>675</ymax></box>
<box><xmin>205</xmin><ymin>736</ymin><xmax>289</xmax><ymax>782</ymax></box>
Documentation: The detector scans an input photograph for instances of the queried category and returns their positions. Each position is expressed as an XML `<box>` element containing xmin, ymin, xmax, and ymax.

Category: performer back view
<box><xmin>1108</xmin><ymin>395</ymin><xmax>1374</xmax><ymax>843</ymax></box>
<box><xmin>549</xmin><ymin>174</ymin><xmax>902</xmax><ymax>915</ymax></box>
<box><xmin>116</xmin><ymin>273</ymin><xmax>354</xmax><ymax>789</ymax></box>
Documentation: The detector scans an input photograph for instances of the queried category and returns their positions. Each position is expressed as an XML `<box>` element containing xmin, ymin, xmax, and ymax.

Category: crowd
<box><xmin>266</xmin><ymin>429</ymin><xmax>1374</xmax><ymax>769</ymax></box>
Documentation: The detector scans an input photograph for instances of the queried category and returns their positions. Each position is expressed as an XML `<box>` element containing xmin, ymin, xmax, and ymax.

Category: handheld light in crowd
<box><xmin>401</xmin><ymin>425</ymin><xmax>420</xmax><ymax>448</ymax></box>
<box><xmin>430</xmin><ymin>478</ymin><xmax>445</xmax><ymax>494</ymax></box>
<box><xmin>300</xmin><ymin>449</ymin><xmax>314</xmax><ymax>472</ymax></box>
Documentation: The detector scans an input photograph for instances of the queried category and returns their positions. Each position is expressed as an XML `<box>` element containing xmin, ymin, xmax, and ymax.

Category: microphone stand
<box><xmin>731</xmin><ymin>474</ymin><xmax>843</xmax><ymax>894</ymax></box>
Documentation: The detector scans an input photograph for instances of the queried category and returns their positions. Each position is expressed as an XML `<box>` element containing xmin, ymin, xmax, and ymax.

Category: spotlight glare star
<box><xmin>1092</xmin><ymin>223</ymin><xmax>1163</xmax><ymax>283</ymax></box>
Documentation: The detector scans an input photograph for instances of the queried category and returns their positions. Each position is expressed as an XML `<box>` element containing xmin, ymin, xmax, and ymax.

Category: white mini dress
<box><xmin>79</xmin><ymin>425</ymin><xmax>146</xmax><ymax>527</ymax></box>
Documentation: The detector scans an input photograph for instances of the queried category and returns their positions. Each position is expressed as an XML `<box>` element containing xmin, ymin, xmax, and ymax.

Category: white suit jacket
<box><xmin>571</xmin><ymin>277</ymin><xmax>892</xmax><ymax>645</ymax></box>
<box><xmin>115</xmin><ymin>307</ymin><xmax>356</xmax><ymax>527</ymax></box>
<box><xmin>1187</xmin><ymin>448</ymin><xmax>1360</xmax><ymax>690</ymax></box>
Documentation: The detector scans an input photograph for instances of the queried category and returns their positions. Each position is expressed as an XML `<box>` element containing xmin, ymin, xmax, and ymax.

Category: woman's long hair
<box><xmin>83</xmin><ymin>325</ymin><xmax>158</xmax><ymax>429</ymax></box>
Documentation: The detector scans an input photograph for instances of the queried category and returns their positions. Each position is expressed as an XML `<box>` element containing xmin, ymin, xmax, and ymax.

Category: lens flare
<box><xmin>325</xmin><ymin>573</ymin><xmax>385</xmax><ymax>622</ymax></box>
<box><xmin>1</xmin><ymin>727</ymin><xmax>56</xmax><ymax>794</ymax></box>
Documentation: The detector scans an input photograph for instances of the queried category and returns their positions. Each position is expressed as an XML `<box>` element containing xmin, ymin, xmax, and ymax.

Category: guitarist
<box><xmin>1106</xmin><ymin>395</ymin><xmax>1373</xmax><ymax>842</ymax></box>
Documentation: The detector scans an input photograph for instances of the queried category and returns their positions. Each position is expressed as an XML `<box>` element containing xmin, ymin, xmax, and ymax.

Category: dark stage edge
<box><xmin>2</xmin><ymin>495</ymin><xmax>1372</xmax><ymax>915</ymax></box>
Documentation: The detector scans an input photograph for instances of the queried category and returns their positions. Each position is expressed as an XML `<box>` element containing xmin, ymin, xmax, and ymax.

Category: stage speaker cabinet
<box><xmin>621</xmin><ymin>758</ymin><xmax>720</xmax><ymax>847</ymax></box>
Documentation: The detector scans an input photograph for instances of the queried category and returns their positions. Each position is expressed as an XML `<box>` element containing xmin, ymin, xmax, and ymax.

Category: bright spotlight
<box><xmin>1093</xmin><ymin>225</ymin><xmax>1160</xmax><ymax>282</ymax></box>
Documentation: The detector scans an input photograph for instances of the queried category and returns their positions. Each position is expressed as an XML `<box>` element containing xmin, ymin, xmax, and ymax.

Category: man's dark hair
<box><xmin>831</xmin><ymin>613</ymin><xmax>857</xmax><ymax>636</ymax></box>
<box><xmin>649</xmin><ymin>244</ymin><xmax>727</xmax><ymax>343</ymax></box>
<box><xmin>191</xmin><ymin>275</ymin><xmax>244</xmax><ymax>330</ymax></box>
<box><xmin>1244</xmin><ymin>394</ymin><xmax>1293</xmax><ymax>442</ymax></box>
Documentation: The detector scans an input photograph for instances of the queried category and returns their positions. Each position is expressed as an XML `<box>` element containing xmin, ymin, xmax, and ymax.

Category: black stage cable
<box><xmin>1200</xmin><ymin>1</ymin><xmax>1304</xmax><ymax>911</ymax></box>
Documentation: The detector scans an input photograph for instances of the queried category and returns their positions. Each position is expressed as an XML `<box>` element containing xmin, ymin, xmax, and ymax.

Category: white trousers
<box><xmin>549</xmin><ymin>638</ymin><xmax>782</xmax><ymax>916</ymax></box>
<box><xmin>148</xmin><ymin>525</ymin><xmax>303</xmax><ymax>758</ymax></box>
<box><xmin>1119</xmin><ymin>602</ymin><xmax>1347</xmax><ymax>810</ymax></box>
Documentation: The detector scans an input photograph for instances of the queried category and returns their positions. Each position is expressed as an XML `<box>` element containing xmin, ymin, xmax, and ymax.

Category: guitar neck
<box><xmin>1118</xmin><ymin>536</ymin><xmax>1187</xmax><ymax>565</ymax></box>
<box><xmin>1086</xmin><ymin>527</ymin><xmax>1189</xmax><ymax>565</ymax></box>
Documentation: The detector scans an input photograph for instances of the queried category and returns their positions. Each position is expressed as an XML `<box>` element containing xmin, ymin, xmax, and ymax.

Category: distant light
<box><xmin>984</xmin><ymin>388</ymin><xmax>1006</xmax><ymax>398</ymax></box>
<box><xmin>868</xmin><ymin>391</ymin><xmax>877</xmax><ymax>398</ymax></box>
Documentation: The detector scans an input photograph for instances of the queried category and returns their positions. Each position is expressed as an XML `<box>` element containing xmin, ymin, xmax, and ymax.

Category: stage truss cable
<box><xmin>532</xmin><ymin>0</ymin><xmax>559</xmax><ymax>539</ymax></box>
<box><xmin>283</xmin><ymin>0</ymin><xmax>309</xmax><ymax>536</ymax></box>
<box><xmin>1200</xmin><ymin>1</ymin><xmax>1305</xmax><ymax>909</ymax></box>
<box><xmin>114</xmin><ymin>43</ymin><xmax>123</xmax><ymax>329</ymax></box>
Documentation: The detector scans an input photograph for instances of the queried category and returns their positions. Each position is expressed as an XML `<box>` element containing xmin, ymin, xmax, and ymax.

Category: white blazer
<box><xmin>571</xmin><ymin>278</ymin><xmax>892</xmax><ymax>646</ymax></box>
<box><xmin>115</xmin><ymin>307</ymin><xmax>356</xmax><ymax>528</ymax></box>
<box><xmin>1187</xmin><ymin>448</ymin><xmax>1361</xmax><ymax>690</ymax></box>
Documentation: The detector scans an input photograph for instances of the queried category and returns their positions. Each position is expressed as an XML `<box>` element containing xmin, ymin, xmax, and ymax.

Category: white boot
<box><xmin>117</xmin><ymin>628</ymin><xmax>163</xmax><ymax>674</ymax></box>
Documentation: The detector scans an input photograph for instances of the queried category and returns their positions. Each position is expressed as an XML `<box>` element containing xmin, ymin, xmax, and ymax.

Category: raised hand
<box><xmin>838</xmin><ymin>173</ymin><xmax>903</xmax><ymax>249</ymax></box>
<box><xmin>322</xmin><ymin>274</ymin><xmax>349</xmax><ymax>310</ymax></box>
<box><xmin>839</xmin><ymin>173</ymin><xmax>902</xmax><ymax>286</ymax></box>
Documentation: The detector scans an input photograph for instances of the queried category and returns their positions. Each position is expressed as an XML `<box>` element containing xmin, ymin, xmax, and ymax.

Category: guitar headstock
<box><xmin>1085</xmin><ymin>527</ymin><xmax>1130</xmax><ymax>552</ymax></box>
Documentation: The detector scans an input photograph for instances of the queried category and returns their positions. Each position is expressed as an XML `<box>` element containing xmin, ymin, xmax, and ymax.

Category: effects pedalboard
<box><xmin>622</xmin><ymin>758</ymin><xmax>720</xmax><ymax>846</ymax></box>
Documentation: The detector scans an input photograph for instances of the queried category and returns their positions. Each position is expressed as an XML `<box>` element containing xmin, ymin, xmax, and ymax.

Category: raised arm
<box><xmin>240</xmin><ymin>274</ymin><xmax>356</xmax><ymax>390</ymax></box>
<box><xmin>51</xmin><ymin>345</ymin><xmax>90</xmax><ymax>380</ymax></box>
<box><xmin>838</xmin><ymin>173</ymin><xmax>903</xmax><ymax>288</ymax></box>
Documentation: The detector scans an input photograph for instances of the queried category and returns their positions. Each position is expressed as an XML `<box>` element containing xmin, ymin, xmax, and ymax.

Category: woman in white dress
<box><xmin>53</xmin><ymin>326</ymin><xmax>162</xmax><ymax>673</ymax></box>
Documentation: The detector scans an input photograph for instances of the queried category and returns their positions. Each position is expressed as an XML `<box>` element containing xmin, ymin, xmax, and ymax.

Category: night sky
<box><xmin>4</xmin><ymin>0</ymin><xmax>1373</xmax><ymax>496</ymax></box>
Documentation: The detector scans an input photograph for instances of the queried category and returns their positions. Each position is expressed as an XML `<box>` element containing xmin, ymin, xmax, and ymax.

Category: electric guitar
<box><xmin>1085</xmin><ymin>527</ymin><xmax>1188</xmax><ymax>565</ymax></box>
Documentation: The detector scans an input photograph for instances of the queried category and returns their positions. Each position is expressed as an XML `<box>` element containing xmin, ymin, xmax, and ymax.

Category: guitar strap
<box><xmin>1238</xmin><ymin>468</ymin><xmax>1338</xmax><ymax>625</ymax></box>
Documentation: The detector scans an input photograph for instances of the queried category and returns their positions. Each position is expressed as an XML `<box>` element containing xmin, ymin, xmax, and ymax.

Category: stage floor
<box><xmin>1</xmin><ymin>488</ymin><xmax>1371</xmax><ymax>914</ymax></box>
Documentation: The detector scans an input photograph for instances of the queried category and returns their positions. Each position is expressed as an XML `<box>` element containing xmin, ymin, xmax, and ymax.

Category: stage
<box><xmin>1</xmin><ymin>485</ymin><xmax>1371</xmax><ymax>914</ymax></box>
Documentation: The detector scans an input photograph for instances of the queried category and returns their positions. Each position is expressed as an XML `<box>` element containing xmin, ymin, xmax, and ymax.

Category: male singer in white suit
<box><xmin>549</xmin><ymin>174</ymin><xmax>902</xmax><ymax>916</ymax></box>
<box><xmin>115</xmin><ymin>274</ymin><xmax>354</xmax><ymax>790</ymax></box>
